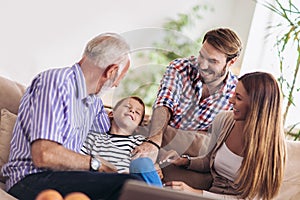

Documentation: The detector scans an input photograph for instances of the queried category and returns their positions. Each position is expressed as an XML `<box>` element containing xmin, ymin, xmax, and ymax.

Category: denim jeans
<box><xmin>129</xmin><ymin>157</ymin><xmax>163</xmax><ymax>187</ymax></box>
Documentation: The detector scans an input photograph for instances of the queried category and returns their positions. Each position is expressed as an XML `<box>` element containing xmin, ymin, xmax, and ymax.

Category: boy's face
<box><xmin>113</xmin><ymin>98</ymin><xmax>144</xmax><ymax>133</ymax></box>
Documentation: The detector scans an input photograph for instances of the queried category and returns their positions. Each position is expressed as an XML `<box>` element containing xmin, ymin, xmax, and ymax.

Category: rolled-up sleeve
<box><xmin>188</xmin><ymin>152</ymin><xmax>211</xmax><ymax>172</ymax></box>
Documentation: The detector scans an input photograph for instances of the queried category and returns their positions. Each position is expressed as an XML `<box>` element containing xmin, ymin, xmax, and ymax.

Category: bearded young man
<box><xmin>132</xmin><ymin>28</ymin><xmax>242</xmax><ymax>188</ymax></box>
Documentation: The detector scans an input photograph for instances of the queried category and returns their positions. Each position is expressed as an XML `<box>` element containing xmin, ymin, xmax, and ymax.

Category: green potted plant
<box><xmin>115</xmin><ymin>4</ymin><xmax>214</xmax><ymax>109</ymax></box>
<box><xmin>261</xmin><ymin>0</ymin><xmax>300</xmax><ymax>140</ymax></box>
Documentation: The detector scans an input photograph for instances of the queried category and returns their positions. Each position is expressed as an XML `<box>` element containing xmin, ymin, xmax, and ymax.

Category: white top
<box><xmin>214</xmin><ymin>142</ymin><xmax>243</xmax><ymax>181</ymax></box>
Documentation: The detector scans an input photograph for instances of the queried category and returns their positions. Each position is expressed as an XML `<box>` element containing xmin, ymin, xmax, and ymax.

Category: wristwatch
<box><xmin>181</xmin><ymin>154</ymin><xmax>191</xmax><ymax>168</ymax></box>
<box><xmin>90</xmin><ymin>155</ymin><xmax>101</xmax><ymax>171</ymax></box>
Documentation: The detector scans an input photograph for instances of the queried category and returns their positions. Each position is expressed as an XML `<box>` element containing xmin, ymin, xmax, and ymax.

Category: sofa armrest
<box><xmin>0</xmin><ymin>183</ymin><xmax>17</xmax><ymax>200</ymax></box>
<box><xmin>275</xmin><ymin>140</ymin><xmax>300</xmax><ymax>199</ymax></box>
<box><xmin>0</xmin><ymin>76</ymin><xmax>26</xmax><ymax>115</ymax></box>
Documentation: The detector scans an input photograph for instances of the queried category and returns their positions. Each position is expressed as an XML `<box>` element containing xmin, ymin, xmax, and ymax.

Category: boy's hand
<box><xmin>154</xmin><ymin>163</ymin><xmax>164</xmax><ymax>179</ymax></box>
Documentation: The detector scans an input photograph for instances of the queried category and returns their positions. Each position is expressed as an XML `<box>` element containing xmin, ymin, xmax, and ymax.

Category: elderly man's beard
<box><xmin>96</xmin><ymin>73</ymin><xmax>118</xmax><ymax>97</ymax></box>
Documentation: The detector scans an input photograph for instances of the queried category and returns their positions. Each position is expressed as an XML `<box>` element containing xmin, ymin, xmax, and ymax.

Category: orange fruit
<box><xmin>35</xmin><ymin>189</ymin><xmax>63</xmax><ymax>200</ymax></box>
<box><xmin>64</xmin><ymin>192</ymin><xmax>90</xmax><ymax>200</ymax></box>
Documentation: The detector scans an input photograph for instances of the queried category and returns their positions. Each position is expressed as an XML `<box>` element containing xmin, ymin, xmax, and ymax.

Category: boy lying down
<box><xmin>81</xmin><ymin>96</ymin><xmax>162</xmax><ymax>186</ymax></box>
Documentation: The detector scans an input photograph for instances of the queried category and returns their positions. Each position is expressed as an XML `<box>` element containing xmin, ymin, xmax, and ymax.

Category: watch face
<box><xmin>91</xmin><ymin>157</ymin><xmax>101</xmax><ymax>171</ymax></box>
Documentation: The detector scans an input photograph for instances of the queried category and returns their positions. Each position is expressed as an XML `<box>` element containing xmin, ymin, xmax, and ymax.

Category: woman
<box><xmin>162</xmin><ymin>72</ymin><xmax>286</xmax><ymax>200</ymax></box>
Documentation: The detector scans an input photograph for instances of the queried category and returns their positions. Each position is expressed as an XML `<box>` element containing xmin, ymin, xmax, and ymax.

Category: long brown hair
<box><xmin>235</xmin><ymin>72</ymin><xmax>286</xmax><ymax>199</ymax></box>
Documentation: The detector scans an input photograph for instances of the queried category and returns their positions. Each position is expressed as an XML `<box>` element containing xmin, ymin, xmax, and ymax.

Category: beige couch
<box><xmin>0</xmin><ymin>75</ymin><xmax>300</xmax><ymax>200</ymax></box>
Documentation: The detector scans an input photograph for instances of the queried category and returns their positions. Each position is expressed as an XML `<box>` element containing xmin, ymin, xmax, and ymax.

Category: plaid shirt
<box><xmin>154</xmin><ymin>57</ymin><xmax>238</xmax><ymax>131</ymax></box>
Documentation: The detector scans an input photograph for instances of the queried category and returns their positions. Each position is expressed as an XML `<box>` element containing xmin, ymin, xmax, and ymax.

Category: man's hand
<box><xmin>131</xmin><ymin>106</ymin><xmax>171</xmax><ymax>163</ymax></box>
<box><xmin>96</xmin><ymin>156</ymin><xmax>118</xmax><ymax>173</ymax></box>
<box><xmin>131</xmin><ymin>142</ymin><xmax>159</xmax><ymax>163</ymax></box>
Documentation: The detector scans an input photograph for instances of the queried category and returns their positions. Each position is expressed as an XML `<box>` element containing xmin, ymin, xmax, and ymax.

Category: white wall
<box><xmin>242</xmin><ymin>0</ymin><xmax>300</xmax><ymax>128</ymax></box>
<box><xmin>1</xmin><ymin>0</ymin><xmax>259</xmax><ymax>117</ymax></box>
<box><xmin>1</xmin><ymin>0</ymin><xmax>298</xmax><ymax>129</ymax></box>
<box><xmin>0</xmin><ymin>0</ymin><xmax>256</xmax><ymax>85</ymax></box>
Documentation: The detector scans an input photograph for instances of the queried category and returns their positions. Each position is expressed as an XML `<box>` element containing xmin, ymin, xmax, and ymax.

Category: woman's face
<box><xmin>229</xmin><ymin>81</ymin><xmax>250</xmax><ymax>121</ymax></box>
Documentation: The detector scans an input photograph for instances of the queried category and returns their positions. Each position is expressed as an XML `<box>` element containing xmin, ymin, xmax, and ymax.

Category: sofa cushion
<box><xmin>0</xmin><ymin>76</ymin><xmax>26</xmax><ymax>115</ymax></box>
<box><xmin>0</xmin><ymin>188</ymin><xmax>17</xmax><ymax>200</ymax></box>
<box><xmin>0</xmin><ymin>109</ymin><xmax>17</xmax><ymax>183</ymax></box>
<box><xmin>275</xmin><ymin>140</ymin><xmax>300</xmax><ymax>199</ymax></box>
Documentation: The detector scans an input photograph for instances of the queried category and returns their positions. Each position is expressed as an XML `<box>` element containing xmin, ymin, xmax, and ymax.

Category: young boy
<box><xmin>81</xmin><ymin>96</ymin><xmax>162</xmax><ymax>186</ymax></box>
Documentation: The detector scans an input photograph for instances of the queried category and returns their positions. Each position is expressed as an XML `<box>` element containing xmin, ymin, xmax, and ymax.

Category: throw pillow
<box><xmin>0</xmin><ymin>109</ymin><xmax>17</xmax><ymax>183</ymax></box>
<box><xmin>0</xmin><ymin>76</ymin><xmax>26</xmax><ymax>115</ymax></box>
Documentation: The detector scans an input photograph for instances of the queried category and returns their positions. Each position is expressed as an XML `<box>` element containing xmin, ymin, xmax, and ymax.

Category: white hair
<box><xmin>83</xmin><ymin>33</ymin><xmax>130</xmax><ymax>70</ymax></box>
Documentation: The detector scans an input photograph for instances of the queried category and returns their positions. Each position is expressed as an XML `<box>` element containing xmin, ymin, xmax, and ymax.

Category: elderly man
<box><xmin>2</xmin><ymin>33</ymin><xmax>141</xmax><ymax>200</ymax></box>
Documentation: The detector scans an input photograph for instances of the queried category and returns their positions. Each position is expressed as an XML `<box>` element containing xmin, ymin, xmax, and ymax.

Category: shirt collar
<box><xmin>189</xmin><ymin>56</ymin><xmax>202</xmax><ymax>83</ymax></box>
<box><xmin>71</xmin><ymin>63</ymin><xmax>88</xmax><ymax>101</ymax></box>
<box><xmin>210</xmin><ymin>71</ymin><xmax>238</xmax><ymax>97</ymax></box>
<box><xmin>221</xmin><ymin>71</ymin><xmax>238</xmax><ymax>94</ymax></box>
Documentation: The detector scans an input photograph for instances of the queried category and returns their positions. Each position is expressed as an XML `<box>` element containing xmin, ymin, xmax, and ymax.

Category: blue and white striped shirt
<box><xmin>2</xmin><ymin>63</ymin><xmax>110</xmax><ymax>190</ymax></box>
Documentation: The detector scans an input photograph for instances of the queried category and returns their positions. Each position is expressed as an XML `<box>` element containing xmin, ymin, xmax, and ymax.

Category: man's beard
<box><xmin>200</xmin><ymin>64</ymin><xmax>227</xmax><ymax>84</ymax></box>
<box><xmin>96</xmin><ymin>73</ymin><xmax>118</xmax><ymax>97</ymax></box>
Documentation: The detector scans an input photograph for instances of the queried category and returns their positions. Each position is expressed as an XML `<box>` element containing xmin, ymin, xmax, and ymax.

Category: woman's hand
<box><xmin>159</xmin><ymin>150</ymin><xmax>189</xmax><ymax>167</ymax></box>
<box><xmin>159</xmin><ymin>150</ymin><xmax>180</xmax><ymax>165</ymax></box>
<box><xmin>164</xmin><ymin>181</ymin><xmax>203</xmax><ymax>194</ymax></box>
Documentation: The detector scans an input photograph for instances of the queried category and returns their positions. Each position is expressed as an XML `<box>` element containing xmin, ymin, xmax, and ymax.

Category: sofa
<box><xmin>0</xmin><ymin>75</ymin><xmax>300</xmax><ymax>200</ymax></box>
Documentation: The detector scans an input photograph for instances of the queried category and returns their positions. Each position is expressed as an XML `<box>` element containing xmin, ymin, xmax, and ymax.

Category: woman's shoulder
<box><xmin>215</xmin><ymin>111</ymin><xmax>234</xmax><ymax>122</ymax></box>
<box><xmin>212</xmin><ymin>111</ymin><xmax>235</xmax><ymax>130</ymax></box>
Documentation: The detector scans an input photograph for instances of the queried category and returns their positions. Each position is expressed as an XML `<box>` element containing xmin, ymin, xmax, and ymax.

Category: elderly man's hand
<box><xmin>96</xmin><ymin>156</ymin><xmax>118</xmax><ymax>173</ymax></box>
<box><xmin>131</xmin><ymin>142</ymin><xmax>159</xmax><ymax>163</ymax></box>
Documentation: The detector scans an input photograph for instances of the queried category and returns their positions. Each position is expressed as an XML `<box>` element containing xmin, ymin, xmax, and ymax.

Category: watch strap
<box><xmin>181</xmin><ymin>154</ymin><xmax>191</xmax><ymax>168</ymax></box>
<box><xmin>90</xmin><ymin>155</ymin><xmax>101</xmax><ymax>171</ymax></box>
